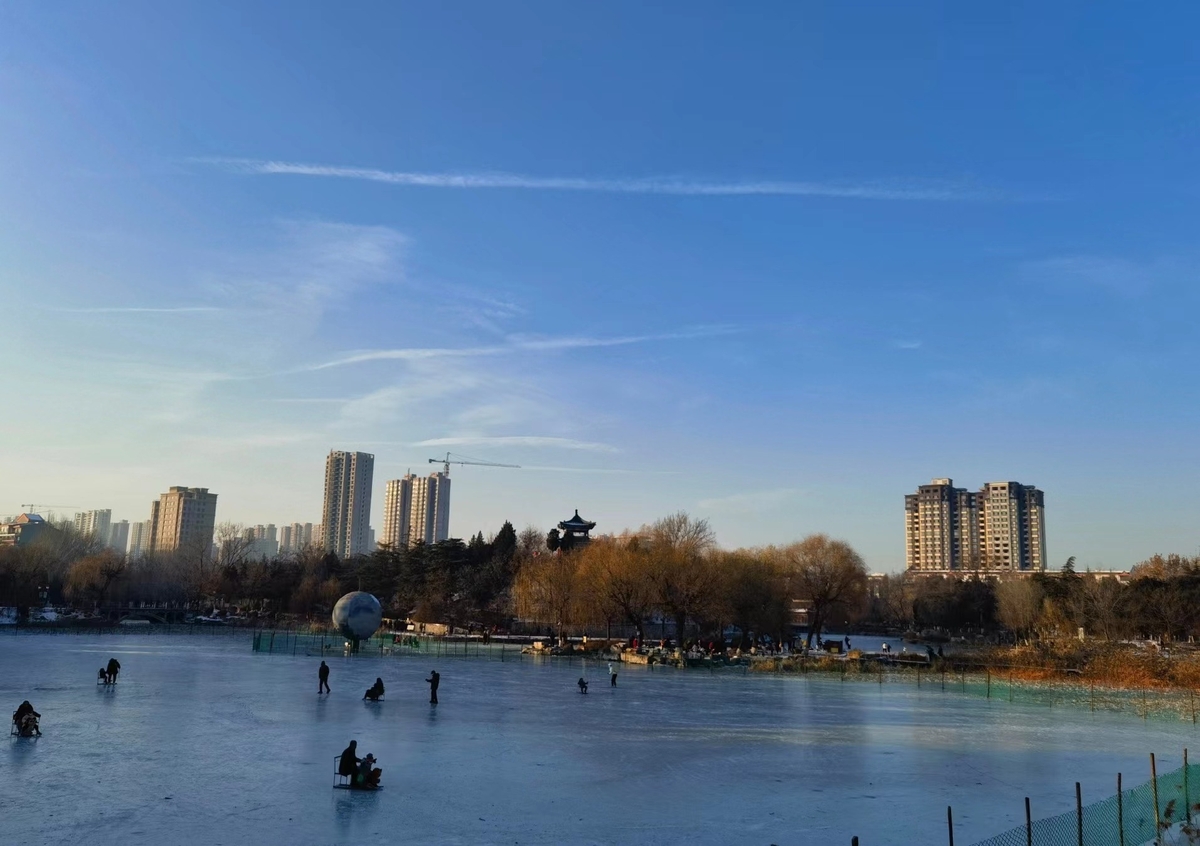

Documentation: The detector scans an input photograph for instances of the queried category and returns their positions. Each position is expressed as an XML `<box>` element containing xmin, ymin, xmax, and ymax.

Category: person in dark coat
<box><xmin>363</xmin><ymin>678</ymin><xmax>384</xmax><ymax>701</ymax></box>
<box><xmin>338</xmin><ymin>741</ymin><xmax>359</xmax><ymax>777</ymax></box>
<box><xmin>106</xmin><ymin>658</ymin><xmax>121</xmax><ymax>685</ymax></box>
<box><xmin>426</xmin><ymin>670</ymin><xmax>439</xmax><ymax>705</ymax></box>
<box><xmin>13</xmin><ymin>701</ymin><xmax>40</xmax><ymax>737</ymax></box>
<box><xmin>318</xmin><ymin>661</ymin><xmax>331</xmax><ymax>694</ymax></box>
<box><xmin>577</xmin><ymin>677</ymin><xmax>588</xmax><ymax>694</ymax></box>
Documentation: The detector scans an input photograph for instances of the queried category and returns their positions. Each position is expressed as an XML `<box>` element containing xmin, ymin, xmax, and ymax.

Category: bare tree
<box><xmin>215</xmin><ymin>522</ymin><xmax>255</xmax><ymax>569</ymax></box>
<box><xmin>646</xmin><ymin>512</ymin><xmax>717</xmax><ymax>644</ymax></box>
<box><xmin>781</xmin><ymin>535</ymin><xmax>868</xmax><ymax>649</ymax></box>
<box><xmin>995</xmin><ymin>579</ymin><xmax>1043</xmax><ymax>641</ymax></box>
<box><xmin>574</xmin><ymin>539</ymin><xmax>655</xmax><ymax>642</ymax></box>
<box><xmin>63</xmin><ymin>550</ymin><xmax>127</xmax><ymax>605</ymax></box>
<box><xmin>718</xmin><ymin>549</ymin><xmax>790</xmax><ymax>648</ymax></box>
<box><xmin>512</xmin><ymin>550</ymin><xmax>578</xmax><ymax>639</ymax></box>
<box><xmin>1080</xmin><ymin>577</ymin><xmax>1125</xmax><ymax>641</ymax></box>
<box><xmin>516</xmin><ymin>526</ymin><xmax>546</xmax><ymax>564</ymax></box>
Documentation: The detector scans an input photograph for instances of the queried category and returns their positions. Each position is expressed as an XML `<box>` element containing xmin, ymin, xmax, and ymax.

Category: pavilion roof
<box><xmin>558</xmin><ymin>510</ymin><xmax>596</xmax><ymax>532</ymax></box>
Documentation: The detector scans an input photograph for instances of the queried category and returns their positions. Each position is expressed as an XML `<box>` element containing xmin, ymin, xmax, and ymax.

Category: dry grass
<box><xmin>746</xmin><ymin>641</ymin><xmax>1200</xmax><ymax>694</ymax></box>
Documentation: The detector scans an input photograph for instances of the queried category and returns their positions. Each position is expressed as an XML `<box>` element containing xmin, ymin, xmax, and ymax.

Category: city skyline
<box><xmin>3</xmin><ymin>5</ymin><xmax>1199</xmax><ymax>571</ymax></box>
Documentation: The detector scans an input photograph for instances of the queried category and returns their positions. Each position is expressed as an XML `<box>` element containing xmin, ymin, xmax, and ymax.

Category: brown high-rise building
<box><xmin>905</xmin><ymin>478</ymin><xmax>1046</xmax><ymax>572</ymax></box>
<box><xmin>149</xmin><ymin>487</ymin><xmax>218</xmax><ymax>557</ymax></box>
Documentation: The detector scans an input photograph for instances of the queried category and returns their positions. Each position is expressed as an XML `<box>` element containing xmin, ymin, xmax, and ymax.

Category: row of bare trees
<box><xmin>865</xmin><ymin>553</ymin><xmax>1200</xmax><ymax>642</ymax></box>
<box><xmin>512</xmin><ymin>513</ymin><xmax>870</xmax><ymax>646</ymax></box>
<box><xmin>3</xmin><ymin>512</ymin><xmax>878</xmax><ymax>643</ymax></box>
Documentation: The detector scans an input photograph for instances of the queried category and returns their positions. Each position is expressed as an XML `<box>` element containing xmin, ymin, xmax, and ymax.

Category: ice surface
<box><xmin>0</xmin><ymin>633</ymin><xmax>1193</xmax><ymax>846</ymax></box>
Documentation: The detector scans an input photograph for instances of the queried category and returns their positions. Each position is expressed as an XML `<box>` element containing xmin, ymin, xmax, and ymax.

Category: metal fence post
<box><xmin>1185</xmin><ymin>748</ymin><xmax>1191</xmax><ymax>824</ymax></box>
<box><xmin>1075</xmin><ymin>782</ymin><xmax>1083</xmax><ymax>846</ymax></box>
<box><xmin>1117</xmin><ymin>772</ymin><xmax>1124</xmax><ymax>846</ymax></box>
<box><xmin>987</xmin><ymin>669</ymin><xmax>991</xmax><ymax>698</ymax></box>
<box><xmin>1025</xmin><ymin>797</ymin><xmax>1032</xmax><ymax>846</ymax></box>
<box><xmin>947</xmin><ymin>806</ymin><xmax>954</xmax><ymax>846</ymax></box>
<box><xmin>1151</xmin><ymin>753</ymin><xmax>1161</xmax><ymax>844</ymax></box>
<box><xmin>852</xmin><ymin>838</ymin><xmax>858</xmax><ymax>846</ymax></box>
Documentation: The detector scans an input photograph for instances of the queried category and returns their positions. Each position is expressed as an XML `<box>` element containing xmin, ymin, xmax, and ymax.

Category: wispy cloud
<box><xmin>414</xmin><ymin>436</ymin><xmax>618</xmax><ymax>452</ymax></box>
<box><xmin>894</xmin><ymin>340</ymin><xmax>923</xmax><ymax>350</ymax></box>
<box><xmin>51</xmin><ymin>306</ymin><xmax>223</xmax><ymax>314</ymax></box>
<box><xmin>298</xmin><ymin>326</ymin><xmax>738</xmax><ymax>373</ymax></box>
<box><xmin>698</xmin><ymin>488</ymin><xmax>805</xmax><ymax>513</ymax></box>
<box><xmin>197</xmin><ymin>158</ymin><xmax>998</xmax><ymax>202</ymax></box>
<box><xmin>1019</xmin><ymin>255</ymin><xmax>1163</xmax><ymax>297</ymax></box>
<box><xmin>180</xmin><ymin>432</ymin><xmax>317</xmax><ymax>450</ymax></box>
<box><xmin>521</xmin><ymin>465</ymin><xmax>679</xmax><ymax>475</ymax></box>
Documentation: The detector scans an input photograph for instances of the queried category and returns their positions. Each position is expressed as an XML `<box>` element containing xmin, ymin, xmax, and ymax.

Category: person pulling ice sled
<box><xmin>335</xmin><ymin>740</ymin><xmax>382</xmax><ymax>790</ymax></box>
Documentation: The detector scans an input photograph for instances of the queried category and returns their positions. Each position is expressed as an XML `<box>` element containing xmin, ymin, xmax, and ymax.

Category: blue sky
<box><xmin>2</xmin><ymin>2</ymin><xmax>1198</xmax><ymax>570</ymax></box>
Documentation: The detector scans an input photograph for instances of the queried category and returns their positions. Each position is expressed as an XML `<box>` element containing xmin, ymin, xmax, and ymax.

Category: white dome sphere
<box><xmin>331</xmin><ymin>591</ymin><xmax>382</xmax><ymax>641</ymax></box>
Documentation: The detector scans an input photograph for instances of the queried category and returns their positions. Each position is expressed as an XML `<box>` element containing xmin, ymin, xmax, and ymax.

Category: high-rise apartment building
<box><xmin>905</xmin><ymin>478</ymin><xmax>1046</xmax><ymax>572</ymax></box>
<box><xmin>321</xmin><ymin>451</ymin><xmax>374</xmax><ymax>558</ymax></box>
<box><xmin>149</xmin><ymin>487</ymin><xmax>218</xmax><ymax>557</ymax></box>
<box><xmin>128</xmin><ymin>520</ymin><xmax>153</xmax><ymax>559</ymax></box>
<box><xmin>108</xmin><ymin>520</ymin><xmax>130</xmax><ymax>554</ymax></box>
<box><xmin>74</xmin><ymin>509</ymin><xmax>112</xmax><ymax>541</ymax></box>
<box><xmin>382</xmin><ymin>477</ymin><xmax>414</xmax><ymax>548</ymax></box>
<box><xmin>279</xmin><ymin>522</ymin><xmax>315</xmax><ymax>555</ymax></box>
<box><xmin>247</xmin><ymin>524</ymin><xmax>278</xmax><ymax>559</ymax></box>
<box><xmin>382</xmin><ymin>472</ymin><xmax>451</xmax><ymax>548</ymax></box>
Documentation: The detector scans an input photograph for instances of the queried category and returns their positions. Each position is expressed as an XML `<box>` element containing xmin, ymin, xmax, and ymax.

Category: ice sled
<box><xmin>333</xmin><ymin>756</ymin><xmax>382</xmax><ymax>791</ymax></box>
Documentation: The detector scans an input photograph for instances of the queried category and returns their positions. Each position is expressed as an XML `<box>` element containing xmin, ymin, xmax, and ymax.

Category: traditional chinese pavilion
<box><xmin>557</xmin><ymin>509</ymin><xmax>596</xmax><ymax>548</ymax></box>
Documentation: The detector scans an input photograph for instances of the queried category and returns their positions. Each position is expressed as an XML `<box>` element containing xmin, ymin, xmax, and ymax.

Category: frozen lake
<box><xmin>1</xmin><ymin>633</ymin><xmax>1194</xmax><ymax>845</ymax></box>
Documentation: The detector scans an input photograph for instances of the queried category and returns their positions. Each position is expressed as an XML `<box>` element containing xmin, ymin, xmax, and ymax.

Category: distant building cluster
<box><xmin>73</xmin><ymin>509</ymin><xmax>129</xmax><ymax>552</ymax></box>
<box><xmin>905</xmin><ymin>478</ymin><xmax>1046</xmax><ymax>572</ymax></box>
<box><xmin>9</xmin><ymin>446</ymin><xmax>476</xmax><ymax>562</ymax></box>
<box><xmin>279</xmin><ymin>522</ymin><xmax>316</xmax><ymax>555</ymax></box>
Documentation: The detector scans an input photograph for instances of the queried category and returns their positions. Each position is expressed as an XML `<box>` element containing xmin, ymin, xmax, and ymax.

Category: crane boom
<box><xmin>427</xmin><ymin>452</ymin><xmax>520</xmax><ymax>476</ymax></box>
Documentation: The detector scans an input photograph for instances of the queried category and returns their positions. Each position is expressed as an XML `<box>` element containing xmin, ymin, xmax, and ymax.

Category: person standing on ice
<box><xmin>426</xmin><ymin>670</ymin><xmax>439</xmax><ymax>704</ymax></box>
<box><xmin>106</xmin><ymin>658</ymin><xmax>121</xmax><ymax>685</ymax></box>
<box><xmin>318</xmin><ymin>661</ymin><xmax>331</xmax><ymax>694</ymax></box>
<box><xmin>608</xmin><ymin>663</ymin><xmax>617</xmax><ymax>687</ymax></box>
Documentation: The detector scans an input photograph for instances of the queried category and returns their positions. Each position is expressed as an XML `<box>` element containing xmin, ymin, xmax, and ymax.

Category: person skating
<box><xmin>318</xmin><ymin>661</ymin><xmax>331</xmax><ymax>694</ymax></box>
<box><xmin>106</xmin><ymin>658</ymin><xmax>121</xmax><ymax>685</ymax></box>
<box><xmin>608</xmin><ymin>663</ymin><xmax>617</xmax><ymax>687</ymax></box>
<box><xmin>425</xmin><ymin>670</ymin><xmax>439</xmax><ymax>705</ymax></box>
<box><xmin>363</xmin><ymin>678</ymin><xmax>384</xmax><ymax>701</ymax></box>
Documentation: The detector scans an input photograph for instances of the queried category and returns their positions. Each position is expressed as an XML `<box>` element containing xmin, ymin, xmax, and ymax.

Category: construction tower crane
<box><xmin>428</xmin><ymin>452</ymin><xmax>520</xmax><ymax>476</ymax></box>
<box><xmin>20</xmin><ymin>504</ymin><xmax>80</xmax><ymax>514</ymax></box>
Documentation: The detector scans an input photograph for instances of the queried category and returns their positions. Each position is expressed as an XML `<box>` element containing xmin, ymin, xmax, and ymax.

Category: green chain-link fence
<box><xmin>251</xmin><ymin>629</ymin><xmax>521</xmax><ymax>659</ymax></box>
<box><xmin>968</xmin><ymin>758</ymin><xmax>1200</xmax><ymax>846</ymax></box>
